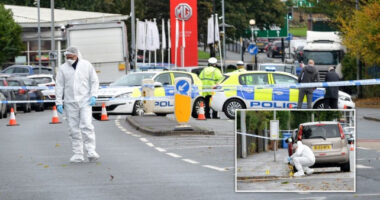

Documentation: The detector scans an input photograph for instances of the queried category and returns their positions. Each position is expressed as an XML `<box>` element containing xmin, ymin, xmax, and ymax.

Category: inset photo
<box><xmin>235</xmin><ymin>109</ymin><xmax>355</xmax><ymax>192</ymax></box>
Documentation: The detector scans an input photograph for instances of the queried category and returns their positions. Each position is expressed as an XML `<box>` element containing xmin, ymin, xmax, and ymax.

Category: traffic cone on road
<box><xmin>49</xmin><ymin>106</ymin><xmax>61</xmax><ymax>124</ymax></box>
<box><xmin>350</xmin><ymin>143</ymin><xmax>354</xmax><ymax>151</ymax></box>
<box><xmin>7</xmin><ymin>108</ymin><xmax>19</xmax><ymax>126</ymax></box>
<box><xmin>101</xmin><ymin>103</ymin><xmax>109</xmax><ymax>121</ymax></box>
<box><xmin>197</xmin><ymin>102</ymin><xmax>206</xmax><ymax>120</ymax></box>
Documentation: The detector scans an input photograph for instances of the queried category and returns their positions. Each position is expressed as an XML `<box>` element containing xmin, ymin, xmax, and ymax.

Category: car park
<box><xmin>1</xmin><ymin>65</ymin><xmax>53</xmax><ymax>76</ymax></box>
<box><xmin>210</xmin><ymin>71</ymin><xmax>355</xmax><ymax>119</ymax></box>
<box><xmin>92</xmin><ymin>71</ymin><xmax>205</xmax><ymax>120</ymax></box>
<box><xmin>293</xmin><ymin>121</ymin><xmax>350</xmax><ymax>172</ymax></box>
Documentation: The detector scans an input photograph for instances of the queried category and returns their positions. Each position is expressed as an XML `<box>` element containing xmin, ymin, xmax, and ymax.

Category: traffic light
<box><xmin>288</xmin><ymin>11</ymin><xmax>293</xmax><ymax>20</ymax></box>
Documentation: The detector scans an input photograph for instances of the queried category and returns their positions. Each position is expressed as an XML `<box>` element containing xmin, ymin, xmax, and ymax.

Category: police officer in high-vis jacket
<box><xmin>199</xmin><ymin>57</ymin><xmax>223</xmax><ymax>119</ymax></box>
<box><xmin>234</xmin><ymin>61</ymin><xmax>246</xmax><ymax>72</ymax></box>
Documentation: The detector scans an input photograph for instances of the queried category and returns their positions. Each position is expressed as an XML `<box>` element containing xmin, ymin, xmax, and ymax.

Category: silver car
<box><xmin>294</xmin><ymin>121</ymin><xmax>350</xmax><ymax>172</ymax></box>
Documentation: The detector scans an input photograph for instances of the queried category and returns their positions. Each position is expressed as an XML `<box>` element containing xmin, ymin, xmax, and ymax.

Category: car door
<box><xmin>238</xmin><ymin>73</ymin><xmax>271</xmax><ymax>108</ymax></box>
<box><xmin>153</xmin><ymin>72</ymin><xmax>173</xmax><ymax>112</ymax></box>
<box><xmin>271</xmin><ymin>73</ymin><xmax>299</xmax><ymax>108</ymax></box>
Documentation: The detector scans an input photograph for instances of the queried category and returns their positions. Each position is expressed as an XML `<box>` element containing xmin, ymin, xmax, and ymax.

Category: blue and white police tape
<box><xmin>237</xmin><ymin>132</ymin><xmax>288</xmax><ymax>141</ymax></box>
<box><xmin>1</xmin><ymin>78</ymin><xmax>379</xmax><ymax>91</ymax></box>
<box><xmin>0</xmin><ymin>96</ymin><xmax>173</xmax><ymax>104</ymax></box>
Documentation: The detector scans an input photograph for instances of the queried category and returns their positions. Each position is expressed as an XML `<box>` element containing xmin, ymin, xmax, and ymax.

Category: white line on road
<box><xmin>140</xmin><ymin>138</ymin><xmax>148</xmax><ymax>143</ymax></box>
<box><xmin>182</xmin><ymin>159</ymin><xmax>199</xmax><ymax>164</ymax></box>
<box><xmin>202</xmin><ymin>165</ymin><xmax>227</xmax><ymax>172</ymax></box>
<box><xmin>155</xmin><ymin>147</ymin><xmax>167</xmax><ymax>152</ymax></box>
<box><xmin>357</xmin><ymin>147</ymin><xmax>371</xmax><ymax>150</ymax></box>
<box><xmin>165</xmin><ymin>145</ymin><xmax>234</xmax><ymax>150</ymax></box>
<box><xmin>356</xmin><ymin>164</ymin><xmax>373</xmax><ymax>169</ymax></box>
<box><xmin>166</xmin><ymin>153</ymin><xmax>182</xmax><ymax>158</ymax></box>
<box><xmin>146</xmin><ymin>143</ymin><xmax>154</xmax><ymax>147</ymax></box>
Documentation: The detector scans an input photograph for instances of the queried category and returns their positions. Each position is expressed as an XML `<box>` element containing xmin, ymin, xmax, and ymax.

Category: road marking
<box><xmin>357</xmin><ymin>147</ymin><xmax>371</xmax><ymax>150</ymax></box>
<box><xmin>140</xmin><ymin>138</ymin><xmax>148</xmax><ymax>143</ymax></box>
<box><xmin>166</xmin><ymin>153</ymin><xmax>182</xmax><ymax>158</ymax></box>
<box><xmin>202</xmin><ymin>165</ymin><xmax>227</xmax><ymax>172</ymax></box>
<box><xmin>146</xmin><ymin>143</ymin><xmax>154</xmax><ymax>147</ymax></box>
<box><xmin>155</xmin><ymin>147</ymin><xmax>167</xmax><ymax>152</ymax></box>
<box><xmin>165</xmin><ymin>145</ymin><xmax>234</xmax><ymax>150</ymax></box>
<box><xmin>182</xmin><ymin>159</ymin><xmax>199</xmax><ymax>164</ymax></box>
<box><xmin>356</xmin><ymin>164</ymin><xmax>373</xmax><ymax>169</ymax></box>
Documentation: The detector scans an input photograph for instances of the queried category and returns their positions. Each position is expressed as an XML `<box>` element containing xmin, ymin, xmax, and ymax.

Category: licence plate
<box><xmin>313</xmin><ymin>145</ymin><xmax>332</xmax><ymax>150</ymax></box>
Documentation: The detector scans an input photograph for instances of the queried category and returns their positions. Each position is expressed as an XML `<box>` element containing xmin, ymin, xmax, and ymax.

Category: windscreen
<box><xmin>302</xmin><ymin>124</ymin><xmax>340</xmax><ymax>139</ymax></box>
<box><xmin>110</xmin><ymin>73</ymin><xmax>156</xmax><ymax>86</ymax></box>
<box><xmin>303</xmin><ymin>51</ymin><xmax>339</xmax><ymax>65</ymax></box>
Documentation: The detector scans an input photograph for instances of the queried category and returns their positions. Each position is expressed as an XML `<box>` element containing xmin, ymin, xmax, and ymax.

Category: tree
<box><xmin>339</xmin><ymin>1</ymin><xmax>380</xmax><ymax>67</ymax></box>
<box><xmin>0</xmin><ymin>4</ymin><xmax>24</xmax><ymax>66</ymax></box>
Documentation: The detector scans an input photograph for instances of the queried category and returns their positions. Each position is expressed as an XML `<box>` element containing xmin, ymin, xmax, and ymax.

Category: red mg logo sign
<box><xmin>175</xmin><ymin>3</ymin><xmax>192</xmax><ymax>21</ymax></box>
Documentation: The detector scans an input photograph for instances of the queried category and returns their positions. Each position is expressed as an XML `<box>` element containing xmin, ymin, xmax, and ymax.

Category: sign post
<box><xmin>174</xmin><ymin>77</ymin><xmax>193</xmax><ymax>130</ymax></box>
<box><xmin>270</xmin><ymin>119</ymin><xmax>279</xmax><ymax>162</ymax></box>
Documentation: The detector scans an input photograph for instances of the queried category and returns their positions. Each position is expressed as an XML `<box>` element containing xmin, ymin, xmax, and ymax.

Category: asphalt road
<box><xmin>0</xmin><ymin>108</ymin><xmax>379</xmax><ymax>199</ymax></box>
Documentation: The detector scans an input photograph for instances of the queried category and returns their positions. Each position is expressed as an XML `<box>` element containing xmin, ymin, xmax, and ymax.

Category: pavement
<box><xmin>126</xmin><ymin>115</ymin><xmax>214</xmax><ymax>136</ymax></box>
<box><xmin>236</xmin><ymin>149</ymin><xmax>290</xmax><ymax>179</ymax></box>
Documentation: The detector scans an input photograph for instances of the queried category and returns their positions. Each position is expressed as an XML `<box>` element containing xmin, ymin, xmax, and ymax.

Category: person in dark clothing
<box><xmin>324</xmin><ymin>66</ymin><xmax>340</xmax><ymax>109</ymax></box>
<box><xmin>297</xmin><ymin>60</ymin><xmax>320</xmax><ymax>109</ymax></box>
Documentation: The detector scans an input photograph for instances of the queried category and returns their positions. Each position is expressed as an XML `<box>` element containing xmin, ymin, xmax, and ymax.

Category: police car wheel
<box><xmin>132</xmin><ymin>100</ymin><xmax>144</xmax><ymax>116</ymax></box>
<box><xmin>313</xmin><ymin>100</ymin><xmax>325</xmax><ymax>109</ymax></box>
<box><xmin>223</xmin><ymin>99</ymin><xmax>246</xmax><ymax>119</ymax></box>
<box><xmin>156</xmin><ymin>113</ymin><xmax>167</xmax><ymax>117</ymax></box>
<box><xmin>92</xmin><ymin>113</ymin><xmax>102</xmax><ymax>121</ymax></box>
<box><xmin>192</xmin><ymin>98</ymin><xmax>205</xmax><ymax>119</ymax></box>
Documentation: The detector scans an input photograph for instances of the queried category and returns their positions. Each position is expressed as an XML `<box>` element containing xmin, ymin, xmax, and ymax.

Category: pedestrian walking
<box><xmin>55</xmin><ymin>47</ymin><xmax>100</xmax><ymax>163</ymax></box>
<box><xmin>199</xmin><ymin>57</ymin><xmax>223</xmax><ymax>119</ymax></box>
<box><xmin>324</xmin><ymin>66</ymin><xmax>340</xmax><ymax>109</ymax></box>
<box><xmin>297</xmin><ymin>59</ymin><xmax>320</xmax><ymax>109</ymax></box>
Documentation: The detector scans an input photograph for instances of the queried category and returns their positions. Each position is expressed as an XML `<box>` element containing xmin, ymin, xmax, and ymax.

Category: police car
<box><xmin>210</xmin><ymin>71</ymin><xmax>355</xmax><ymax>119</ymax></box>
<box><xmin>92</xmin><ymin>71</ymin><xmax>204</xmax><ymax>120</ymax></box>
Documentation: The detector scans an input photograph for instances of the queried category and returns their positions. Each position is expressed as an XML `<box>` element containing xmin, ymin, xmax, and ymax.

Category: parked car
<box><xmin>21</xmin><ymin>78</ymin><xmax>45</xmax><ymax>112</ymax></box>
<box><xmin>0</xmin><ymin>92</ymin><xmax>7</xmax><ymax>119</ymax></box>
<box><xmin>0</xmin><ymin>77</ymin><xmax>18</xmax><ymax>114</ymax></box>
<box><xmin>27</xmin><ymin>74</ymin><xmax>55</xmax><ymax>87</ymax></box>
<box><xmin>292</xmin><ymin>121</ymin><xmax>350</xmax><ymax>172</ymax></box>
<box><xmin>256</xmin><ymin>38</ymin><xmax>269</xmax><ymax>52</ymax></box>
<box><xmin>6</xmin><ymin>78</ymin><xmax>32</xmax><ymax>112</ymax></box>
<box><xmin>343</xmin><ymin>126</ymin><xmax>355</xmax><ymax>144</ymax></box>
<box><xmin>295</xmin><ymin>46</ymin><xmax>305</xmax><ymax>62</ymax></box>
<box><xmin>1</xmin><ymin>65</ymin><xmax>53</xmax><ymax>76</ymax></box>
<box><xmin>266</xmin><ymin>40</ymin><xmax>289</xmax><ymax>58</ymax></box>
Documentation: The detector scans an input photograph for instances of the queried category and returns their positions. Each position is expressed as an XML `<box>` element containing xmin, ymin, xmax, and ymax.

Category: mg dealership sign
<box><xmin>170</xmin><ymin>0</ymin><xmax>198</xmax><ymax>67</ymax></box>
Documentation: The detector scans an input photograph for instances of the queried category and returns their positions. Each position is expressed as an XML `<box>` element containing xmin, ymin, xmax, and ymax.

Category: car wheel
<box><xmin>156</xmin><ymin>113</ymin><xmax>167</xmax><ymax>117</ymax></box>
<box><xmin>0</xmin><ymin>105</ymin><xmax>4</xmax><ymax>119</ymax></box>
<box><xmin>132</xmin><ymin>100</ymin><xmax>144</xmax><ymax>116</ymax></box>
<box><xmin>192</xmin><ymin>97</ymin><xmax>205</xmax><ymax>119</ymax></box>
<box><xmin>35</xmin><ymin>103</ymin><xmax>44</xmax><ymax>112</ymax></box>
<box><xmin>340</xmin><ymin>161</ymin><xmax>350</xmax><ymax>172</ymax></box>
<box><xmin>3</xmin><ymin>104</ymin><xmax>7</xmax><ymax>118</ymax></box>
<box><xmin>92</xmin><ymin>113</ymin><xmax>102</xmax><ymax>121</ymax></box>
<box><xmin>223</xmin><ymin>98</ymin><xmax>246</xmax><ymax>119</ymax></box>
<box><xmin>313</xmin><ymin>100</ymin><xmax>325</xmax><ymax>109</ymax></box>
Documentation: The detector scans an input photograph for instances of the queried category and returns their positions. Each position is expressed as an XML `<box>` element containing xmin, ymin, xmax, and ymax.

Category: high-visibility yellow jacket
<box><xmin>233</xmin><ymin>68</ymin><xmax>246</xmax><ymax>73</ymax></box>
<box><xmin>199</xmin><ymin>66</ymin><xmax>223</xmax><ymax>96</ymax></box>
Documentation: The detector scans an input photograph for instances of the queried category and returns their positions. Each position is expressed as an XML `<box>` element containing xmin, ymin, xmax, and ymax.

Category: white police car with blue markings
<box><xmin>92</xmin><ymin>71</ymin><xmax>205</xmax><ymax>120</ymax></box>
<box><xmin>210</xmin><ymin>71</ymin><xmax>355</xmax><ymax>119</ymax></box>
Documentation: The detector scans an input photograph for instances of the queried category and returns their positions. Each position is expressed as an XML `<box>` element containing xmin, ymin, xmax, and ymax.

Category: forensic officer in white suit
<box><xmin>289</xmin><ymin>141</ymin><xmax>316</xmax><ymax>177</ymax></box>
<box><xmin>55</xmin><ymin>47</ymin><xmax>100</xmax><ymax>163</ymax></box>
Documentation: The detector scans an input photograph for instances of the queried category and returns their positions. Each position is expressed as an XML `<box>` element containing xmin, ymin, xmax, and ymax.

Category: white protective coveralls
<box><xmin>55</xmin><ymin>57</ymin><xmax>99</xmax><ymax>158</ymax></box>
<box><xmin>290</xmin><ymin>141</ymin><xmax>316</xmax><ymax>176</ymax></box>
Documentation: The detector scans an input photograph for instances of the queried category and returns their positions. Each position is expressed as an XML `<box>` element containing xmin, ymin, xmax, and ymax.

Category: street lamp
<box><xmin>249</xmin><ymin>19</ymin><xmax>257</xmax><ymax>70</ymax></box>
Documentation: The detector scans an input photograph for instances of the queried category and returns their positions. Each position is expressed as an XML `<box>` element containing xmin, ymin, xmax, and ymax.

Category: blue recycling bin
<box><xmin>282</xmin><ymin>132</ymin><xmax>292</xmax><ymax>148</ymax></box>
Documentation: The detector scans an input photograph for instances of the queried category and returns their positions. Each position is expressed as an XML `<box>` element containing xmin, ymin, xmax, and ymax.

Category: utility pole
<box><xmin>211</xmin><ymin>0</ymin><xmax>216</xmax><ymax>57</ymax></box>
<box><xmin>241</xmin><ymin>110</ymin><xmax>247</xmax><ymax>158</ymax></box>
<box><xmin>221</xmin><ymin>0</ymin><xmax>226</xmax><ymax>65</ymax></box>
<box><xmin>50</xmin><ymin>0</ymin><xmax>55</xmax><ymax>77</ymax></box>
<box><xmin>356</xmin><ymin>0</ymin><xmax>361</xmax><ymax>97</ymax></box>
<box><xmin>131</xmin><ymin>0</ymin><xmax>136</xmax><ymax>72</ymax></box>
<box><xmin>37</xmin><ymin>0</ymin><xmax>41</xmax><ymax>73</ymax></box>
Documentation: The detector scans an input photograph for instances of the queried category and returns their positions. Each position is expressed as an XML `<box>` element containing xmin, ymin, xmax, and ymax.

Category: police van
<box><xmin>92</xmin><ymin>71</ymin><xmax>204</xmax><ymax>120</ymax></box>
<box><xmin>210</xmin><ymin>71</ymin><xmax>355</xmax><ymax>119</ymax></box>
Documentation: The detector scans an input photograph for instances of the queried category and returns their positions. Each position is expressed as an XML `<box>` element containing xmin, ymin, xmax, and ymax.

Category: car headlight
<box><xmin>115</xmin><ymin>92</ymin><xmax>132</xmax><ymax>99</ymax></box>
<box><xmin>339</xmin><ymin>95</ymin><xmax>351</xmax><ymax>102</ymax></box>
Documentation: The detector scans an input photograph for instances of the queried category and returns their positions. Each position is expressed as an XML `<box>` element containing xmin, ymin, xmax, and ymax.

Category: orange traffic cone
<box><xmin>7</xmin><ymin>107</ymin><xmax>19</xmax><ymax>126</ymax></box>
<box><xmin>197</xmin><ymin>102</ymin><xmax>206</xmax><ymax>120</ymax></box>
<box><xmin>101</xmin><ymin>103</ymin><xmax>109</xmax><ymax>121</ymax></box>
<box><xmin>350</xmin><ymin>143</ymin><xmax>354</xmax><ymax>151</ymax></box>
<box><xmin>49</xmin><ymin>106</ymin><xmax>61</xmax><ymax>124</ymax></box>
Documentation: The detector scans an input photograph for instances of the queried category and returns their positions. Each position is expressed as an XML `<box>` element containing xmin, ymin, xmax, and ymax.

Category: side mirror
<box><xmin>153</xmin><ymin>82</ymin><xmax>163</xmax><ymax>88</ymax></box>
